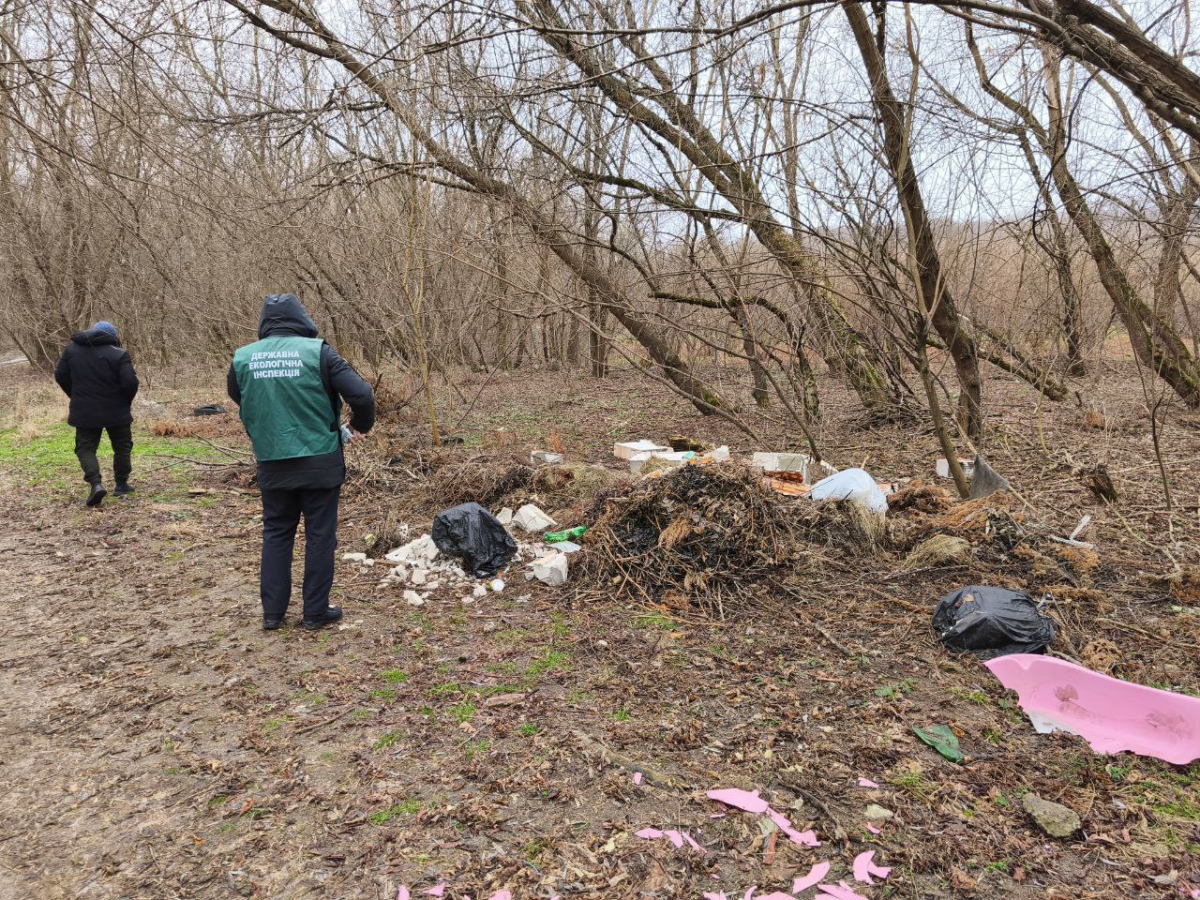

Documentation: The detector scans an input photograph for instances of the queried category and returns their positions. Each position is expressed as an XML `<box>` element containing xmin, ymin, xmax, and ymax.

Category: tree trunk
<box><xmin>844</xmin><ymin>2</ymin><xmax>984</xmax><ymax>439</ymax></box>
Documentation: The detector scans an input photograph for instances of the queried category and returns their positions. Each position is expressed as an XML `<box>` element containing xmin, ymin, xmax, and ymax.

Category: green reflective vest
<box><xmin>232</xmin><ymin>336</ymin><xmax>339</xmax><ymax>462</ymax></box>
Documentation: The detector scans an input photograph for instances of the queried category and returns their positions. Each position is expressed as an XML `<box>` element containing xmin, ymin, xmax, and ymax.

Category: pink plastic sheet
<box><xmin>793</xmin><ymin>862</ymin><xmax>832</xmax><ymax>893</ymax></box>
<box><xmin>986</xmin><ymin>654</ymin><xmax>1200</xmax><ymax>764</ymax></box>
<box><xmin>856</xmin><ymin>778</ymin><xmax>879</xmax><ymax>788</ymax></box>
<box><xmin>852</xmin><ymin>850</ymin><xmax>891</xmax><ymax>884</ymax></box>
<box><xmin>815</xmin><ymin>881</ymin><xmax>869</xmax><ymax>900</ymax></box>
<box><xmin>707</xmin><ymin>788</ymin><xmax>770</xmax><ymax>813</ymax></box>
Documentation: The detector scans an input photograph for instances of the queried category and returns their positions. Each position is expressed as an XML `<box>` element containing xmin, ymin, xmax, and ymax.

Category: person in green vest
<box><xmin>228</xmin><ymin>293</ymin><xmax>375</xmax><ymax>631</ymax></box>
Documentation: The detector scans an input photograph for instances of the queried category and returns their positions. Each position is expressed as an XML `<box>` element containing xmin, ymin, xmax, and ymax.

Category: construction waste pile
<box><xmin>345</xmin><ymin>434</ymin><xmax>1200</xmax><ymax>769</ymax></box>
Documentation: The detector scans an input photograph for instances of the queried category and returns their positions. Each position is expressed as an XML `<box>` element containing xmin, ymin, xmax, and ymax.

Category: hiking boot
<box><xmin>114</xmin><ymin>482</ymin><xmax>136</xmax><ymax>496</ymax></box>
<box><xmin>301</xmin><ymin>607</ymin><xmax>343</xmax><ymax>631</ymax></box>
<box><xmin>263</xmin><ymin>616</ymin><xmax>285</xmax><ymax>631</ymax></box>
<box><xmin>86</xmin><ymin>483</ymin><xmax>107</xmax><ymax>507</ymax></box>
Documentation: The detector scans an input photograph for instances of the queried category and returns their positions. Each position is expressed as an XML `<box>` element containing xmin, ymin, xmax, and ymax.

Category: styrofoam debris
<box><xmin>553</xmin><ymin>540</ymin><xmax>582</xmax><ymax>554</ymax></box>
<box><xmin>410</xmin><ymin>569</ymin><xmax>427</xmax><ymax>585</ymax></box>
<box><xmin>512</xmin><ymin>504</ymin><xmax>556</xmax><ymax>532</ymax></box>
<box><xmin>531</xmin><ymin>552</ymin><xmax>569</xmax><ymax>586</ymax></box>
<box><xmin>935</xmin><ymin>457</ymin><xmax>976</xmax><ymax>479</ymax></box>
<box><xmin>342</xmin><ymin>552</ymin><xmax>368</xmax><ymax>562</ymax></box>
<box><xmin>385</xmin><ymin>534</ymin><xmax>439</xmax><ymax>565</ymax></box>
<box><xmin>473</xmin><ymin>584</ymin><xmax>488</xmax><ymax>598</ymax></box>
<box><xmin>531</xmin><ymin>450</ymin><xmax>564</xmax><ymax>465</ymax></box>
<box><xmin>614</xmin><ymin>440</ymin><xmax>668</xmax><ymax>461</ymax></box>
<box><xmin>403</xmin><ymin>590</ymin><xmax>426</xmax><ymax>606</ymax></box>
<box><xmin>629</xmin><ymin>450</ymin><xmax>692</xmax><ymax>474</ymax></box>
<box><xmin>490</xmin><ymin>579</ymin><xmax>506</xmax><ymax>592</ymax></box>
<box><xmin>496</xmin><ymin>507</ymin><xmax>513</xmax><ymax>525</ymax></box>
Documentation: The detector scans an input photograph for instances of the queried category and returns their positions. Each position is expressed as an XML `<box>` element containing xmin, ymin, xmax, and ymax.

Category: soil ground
<box><xmin>0</xmin><ymin>354</ymin><xmax>1198</xmax><ymax>900</ymax></box>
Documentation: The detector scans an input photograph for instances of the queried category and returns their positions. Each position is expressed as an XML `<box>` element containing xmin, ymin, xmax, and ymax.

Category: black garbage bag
<box><xmin>431</xmin><ymin>502</ymin><xmax>518</xmax><ymax>579</ymax></box>
<box><xmin>932</xmin><ymin>585</ymin><xmax>1055</xmax><ymax>660</ymax></box>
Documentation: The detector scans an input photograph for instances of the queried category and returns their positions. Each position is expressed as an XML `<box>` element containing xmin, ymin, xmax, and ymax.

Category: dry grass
<box><xmin>901</xmin><ymin>533</ymin><xmax>971</xmax><ymax>571</ymax></box>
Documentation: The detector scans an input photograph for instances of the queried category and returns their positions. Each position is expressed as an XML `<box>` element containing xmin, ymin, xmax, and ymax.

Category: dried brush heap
<box><xmin>580</xmin><ymin>463</ymin><xmax>881</xmax><ymax>616</ymax></box>
<box><xmin>424</xmin><ymin>453</ymin><xmax>533</xmax><ymax>508</ymax></box>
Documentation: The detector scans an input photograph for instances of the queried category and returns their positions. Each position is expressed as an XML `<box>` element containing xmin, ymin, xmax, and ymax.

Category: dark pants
<box><xmin>260</xmin><ymin>486</ymin><xmax>341</xmax><ymax>621</ymax></box>
<box><xmin>75</xmin><ymin>425</ymin><xmax>133</xmax><ymax>486</ymax></box>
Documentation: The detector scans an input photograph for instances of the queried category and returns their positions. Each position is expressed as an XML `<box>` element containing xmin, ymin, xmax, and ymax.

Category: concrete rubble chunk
<box><xmin>530</xmin><ymin>450</ymin><xmax>564</xmax><ymax>465</ymax></box>
<box><xmin>403</xmin><ymin>590</ymin><xmax>426</xmax><ymax>606</ymax></box>
<box><xmin>410</xmin><ymin>569</ymin><xmax>427</xmax><ymax>585</ymax></box>
<box><xmin>1021</xmin><ymin>793</ymin><xmax>1081</xmax><ymax>838</ymax></box>
<box><xmin>864</xmin><ymin>804</ymin><xmax>894</xmax><ymax>821</ymax></box>
<box><xmin>531</xmin><ymin>552</ymin><xmax>569</xmax><ymax>586</ymax></box>
<box><xmin>341</xmin><ymin>552</ymin><xmax>368</xmax><ymax>563</ymax></box>
<box><xmin>615</xmin><ymin>440</ymin><xmax>669</xmax><ymax>461</ymax></box>
<box><xmin>512</xmin><ymin>504</ymin><xmax>556</xmax><ymax>532</ymax></box>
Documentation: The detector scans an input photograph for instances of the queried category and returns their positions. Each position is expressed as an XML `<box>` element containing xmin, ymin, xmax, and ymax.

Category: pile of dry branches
<box><xmin>579</xmin><ymin>464</ymin><xmax>881</xmax><ymax>616</ymax></box>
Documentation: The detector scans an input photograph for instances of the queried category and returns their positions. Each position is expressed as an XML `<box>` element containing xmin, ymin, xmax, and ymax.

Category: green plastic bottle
<box><xmin>544</xmin><ymin>525</ymin><xmax>587</xmax><ymax>543</ymax></box>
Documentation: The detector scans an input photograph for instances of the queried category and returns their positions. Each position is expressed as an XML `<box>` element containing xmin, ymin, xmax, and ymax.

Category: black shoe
<box><xmin>263</xmin><ymin>616</ymin><xmax>285</xmax><ymax>631</ymax></box>
<box><xmin>114</xmin><ymin>482</ymin><xmax>135</xmax><ymax>496</ymax></box>
<box><xmin>301</xmin><ymin>607</ymin><xmax>343</xmax><ymax>631</ymax></box>
<box><xmin>86</xmin><ymin>483</ymin><xmax>107</xmax><ymax>507</ymax></box>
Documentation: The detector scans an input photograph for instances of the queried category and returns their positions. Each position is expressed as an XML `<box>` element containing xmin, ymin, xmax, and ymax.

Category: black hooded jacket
<box><xmin>228</xmin><ymin>293</ymin><xmax>375</xmax><ymax>491</ymax></box>
<box><xmin>54</xmin><ymin>328</ymin><xmax>140</xmax><ymax>429</ymax></box>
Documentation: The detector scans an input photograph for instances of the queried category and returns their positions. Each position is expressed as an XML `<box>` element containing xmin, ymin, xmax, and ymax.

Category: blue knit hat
<box><xmin>94</xmin><ymin>321</ymin><xmax>117</xmax><ymax>337</ymax></box>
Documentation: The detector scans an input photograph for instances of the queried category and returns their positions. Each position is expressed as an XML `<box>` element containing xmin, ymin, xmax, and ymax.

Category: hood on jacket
<box><xmin>72</xmin><ymin>327</ymin><xmax>121</xmax><ymax>347</ymax></box>
<box><xmin>258</xmin><ymin>293</ymin><xmax>319</xmax><ymax>339</ymax></box>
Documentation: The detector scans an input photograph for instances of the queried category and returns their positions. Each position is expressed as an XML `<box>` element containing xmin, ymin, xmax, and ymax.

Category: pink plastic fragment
<box><xmin>865</xmin><ymin>823</ymin><xmax>881</xmax><ymax>835</ymax></box>
<box><xmin>757</xmin><ymin>893</ymin><xmax>798</xmax><ymax>900</ymax></box>
<box><xmin>815</xmin><ymin>881</ymin><xmax>869</xmax><ymax>900</ymax></box>
<box><xmin>397</xmin><ymin>888</ymin><xmax>410</xmax><ymax>900</ymax></box>
<box><xmin>636</xmin><ymin>827</ymin><xmax>665</xmax><ymax>839</ymax></box>
<box><xmin>767</xmin><ymin>807</ymin><xmax>821</xmax><ymax>847</ymax></box>
<box><xmin>633</xmin><ymin>771</ymin><xmax>643</xmax><ymax>785</ymax></box>
<box><xmin>856</xmin><ymin>778</ymin><xmax>879</xmax><ymax>788</ymax></box>
<box><xmin>708</xmin><ymin>788</ymin><xmax>770</xmax><ymax>813</ymax></box>
<box><xmin>664</xmin><ymin>829</ymin><xmax>685</xmax><ymax>848</ymax></box>
<box><xmin>793</xmin><ymin>862</ymin><xmax>832</xmax><ymax>893</ymax></box>
<box><xmin>709</xmin><ymin>812</ymin><xmax>727</xmax><ymax>819</ymax></box>
<box><xmin>986</xmin><ymin>654</ymin><xmax>1200</xmax><ymax>765</ymax></box>
<box><xmin>488</xmin><ymin>893</ymin><xmax>511</xmax><ymax>900</ymax></box>
<box><xmin>425</xmin><ymin>887</ymin><xmax>446</xmax><ymax>898</ymax></box>
<box><xmin>704</xmin><ymin>894</ymin><xmax>729</xmax><ymax>900</ymax></box>
<box><xmin>682</xmin><ymin>831</ymin><xmax>707</xmax><ymax>854</ymax></box>
<box><xmin>852</xmin><ymin>850</ymin><xmax>892</xmax><ymax>884</ymax></box>
<box><xmin>743</xmin><ymin>888</ymin><xmax>757</xmax><ymax>900</ymax></box>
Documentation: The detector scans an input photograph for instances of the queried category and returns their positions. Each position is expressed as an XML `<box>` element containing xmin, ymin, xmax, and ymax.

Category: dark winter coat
<box><xmin>227</xmin><ymin>293</ymin><xmax>375</xmax><ymax>491</ymax></box>
<box><xmin>54</xmin><ymin>328</ymin><xmax>140</xmax><ymax>429</ymax></box>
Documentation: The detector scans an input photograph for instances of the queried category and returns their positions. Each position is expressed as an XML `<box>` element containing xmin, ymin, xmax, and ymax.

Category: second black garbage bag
<box><xmin>933</xmin><ymin>585</ymin><xmax>1056</xmax><ymax>660</ymax></box>
<box><xmin>431</xmin><ymin>502</ymin><xmax>518</xmax><ymax>579</ymax></box>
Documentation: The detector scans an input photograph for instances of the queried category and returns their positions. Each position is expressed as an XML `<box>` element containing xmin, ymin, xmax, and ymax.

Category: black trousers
<box><xmin>260</xmin><ymin>486</ymin><xmax>341</xmax><ymax>620</ymax></box>
<box><xmin>75</xmin><ymin>425</ymin><xmax>133</xmax><ymax>486</ymax></box>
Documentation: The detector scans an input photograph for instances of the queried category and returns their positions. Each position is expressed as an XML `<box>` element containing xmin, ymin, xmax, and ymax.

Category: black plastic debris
<box><xmin>193</xmin><ymin>404</ymin><xmax>227</xmax><ymax>416</ymax></box>
<box><xmin>932</xmin><ymin>585</ymin><xmax>1056</xmax><ymax>660</ymax></box>
<box><xmin>431</xmin><ymin>502</ymin><xmax>518</xmax><ymax>579</ymax></box>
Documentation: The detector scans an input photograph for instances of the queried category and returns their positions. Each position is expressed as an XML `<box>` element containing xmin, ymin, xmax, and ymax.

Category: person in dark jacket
<box><xmin>228</xmin><ymin>293</ymin><xmax>375</xmax><ymax>632</ymax></box>
<box><xmin>54</xmin><ymin>321</ymin><xmax>140</xmax><ymax>506</ymax></box>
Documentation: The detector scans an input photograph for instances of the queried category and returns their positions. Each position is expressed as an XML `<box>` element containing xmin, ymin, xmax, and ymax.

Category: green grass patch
<box><xmin>370</xmin><ymin>688</ymin><xmax>398</xmax><ymax>702</ymax></box>
<box><xmin>0</xmin><ymin>422</ymin><xmax>222</xmax><ymax>488</ymax></box>
<box><xmin>447</xmin><ymin>700</ymin><xmax>477</xmax><ymax>723</ymax></box>
<box><xmin>373</xmin><ymin>730</ymin><xmax>404</xmax><ymax>751</ymax></box>
<box><xmin>519</xmin><ymin>723</ymin><xmax>539</xmax><ymax>737</ymax></box>
<box><xmin>635</xmin><ymin>612</ymin><xmax>676</xmax><ymax>630</ymax></box>
<box><xmin>525</xmin><ymin>648</ymin><xmax>571</xmax><ymax>681</ymax></box>
<box><xmin>369</xmin><ymin>799</ymin><xmax>421</xmax><ymax>825</ymax></box>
